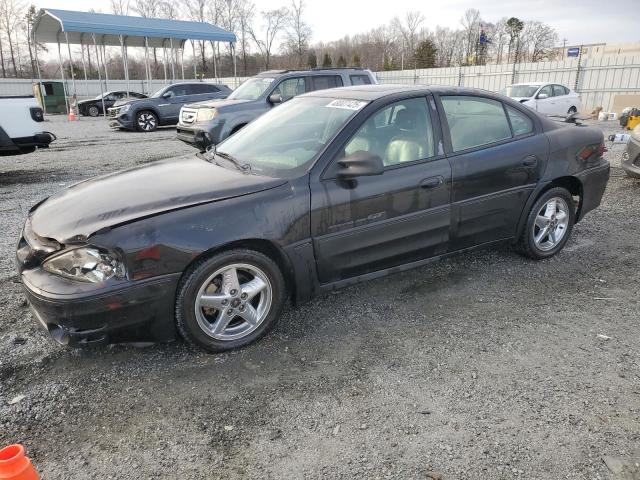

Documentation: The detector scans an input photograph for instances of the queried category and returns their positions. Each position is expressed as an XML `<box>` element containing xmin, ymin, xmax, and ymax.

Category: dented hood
<box><xmin>30</xmin><ymin>155</ymin><xmax>286</xmax><ymax>243</ymax></box>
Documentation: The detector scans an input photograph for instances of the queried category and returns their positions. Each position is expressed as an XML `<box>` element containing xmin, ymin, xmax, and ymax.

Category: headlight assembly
<box><xmin>632</xmin><ymin>124</ymin><xmax>640</xmax><ymax>141</ymax></box>
<box><xmin>43</xmin><ymin>247</ymin><xmax>126</xmax><ymax>283</ymax></box>
<box><xmin>196</xmin><ymin>108</ymin><xmax>218</xmax><ymax>122</ymax></box>
<box><xmin>119</xmin><ymin>104</ymin><xmax>131</xmax><ymax>114</ymax></box>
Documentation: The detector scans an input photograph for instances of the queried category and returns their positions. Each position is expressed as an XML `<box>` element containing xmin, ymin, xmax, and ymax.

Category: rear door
<box><xmin>437</xmin><ymin>94</ymin><xmax>547</xmax><ymax>250</ymax></box>
<box><xmin>311</xmin><ymin>95</ymin><xmax>452</xmax><ymax>283</ymax></box>
<box><xmin>552</xmin><ymin>85</ymin><xmax>571</xmax><ymax>114</ymax></box>
<box><xmin>309</xmin><ymin>75</ymin><xmax>343</xmax><ymax>92</ymax></box>
<box><xmin>535</xmin><ymin>84</ymin><xmax>555</xmax><ymax>115</ymax></box>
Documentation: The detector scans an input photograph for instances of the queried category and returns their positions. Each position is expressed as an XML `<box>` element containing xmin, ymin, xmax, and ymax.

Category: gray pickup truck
<box><xmin>176</xmin><ymin>68</ymin><xmax>377</xmax><ymax>149</ymax></box>
<box><xmin>108</xmin><ymin>82</ymin><xmax>231</xmax><ymax>132</ymax></box>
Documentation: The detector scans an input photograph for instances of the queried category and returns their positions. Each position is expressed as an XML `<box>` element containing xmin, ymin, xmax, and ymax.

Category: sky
<box><xmin>32</xmin><ymin>0</ymin><xmax>640</xmax><ymax>46</ymax></box>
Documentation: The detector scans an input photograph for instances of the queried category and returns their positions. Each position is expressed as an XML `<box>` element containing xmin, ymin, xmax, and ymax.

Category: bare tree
<box><xmin>285</xmin><ymin>0</ymin><xmax>312</xmax><ymax>68</ymax></box>
<box><xmin>523</xmin><ymin>20</ymin><xmax>557</xmax><ymax>62</ymax></box>
<box><xmin>248</xmin><ymin>8</ymin><xmax>288</xmax><ymax>70</ymax></box>
<box><xmin>391</xmin><ymin>11</ymin><xmax>424</xmax><ymax>69</ymax></box>
<box><xmin>460</xmin><ymin>8</ymin><xmax>481</xmax><ymax>65</ymax></box>
<box><xmin>0</xmin><ymin>0</ymin><xmax>24</xmax><ymax>76</ymax></box>
<box><xmin>110</xmin><ymin>0</ymin><xmax>129</xmax><ymax>15</ymax></box>
<box><xmin>235</xmin><ymin>0</ymin><xmax>254</xmax><ymax>75</ymax></box>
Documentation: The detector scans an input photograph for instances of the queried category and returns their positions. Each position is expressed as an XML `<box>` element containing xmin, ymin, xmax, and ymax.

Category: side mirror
<box><xmin>268</xmin><ymin>92</ymin><xmax>283</xmax><ymax>104</ymax></box>
<box><xmin>162</xmin><ymin>91</ymin><xmax>172</xmax><ymax>99</ymax></box>
<box><xmin>537</xmin><ymin>93</ymin><xmax>549</xmax><ymax>100</ymax></box>
<box><xmin>336</xmin><ymin>151</ymin><xmax>384</xmax><ymax>179</ymax></box>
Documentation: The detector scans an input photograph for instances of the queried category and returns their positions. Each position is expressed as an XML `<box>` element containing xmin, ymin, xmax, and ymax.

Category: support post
<box><xmin>574</xmin><ymin>44</ymin><xmax>583</xmax><ymax>92</ymax></box>
<box><xmin>56</xmin><ymin>38</ymin><xmax>70</xmax><ymax>114</ymax></box>
<box><xmin>101</xmin><ymin>42</ymin><xmax>109</xmax><ymax>91</ymax></box>
<box><xmin>120</xmin><ymin>35</ymin><xmax>130</xmax><ymax>99</ymax></box>
<box><xmin>231</xmin><ymin>42</ymin><xmax>237</xmax><ymax>88</ymax></box>
<box><xmin>64</xmin><ymin>32</ymin><xmax>77</xmax><ymax>97</ymax></box>
<box><xmin>191</xmin><ymin>40</ymin><xmax>197</xmax><ymax>79</ymax></box>
<box><xmin>180</xmin><ymin>42</ymin><xmax>185</xmax><ymax>80</ymax></box>
<box><xmin>144</xmin><ymin>36</ymin><xmax>151</xmax><ymax>95</ymax></box>
<box><xmin>212</xmin><ymin>41</ymin><xmax>218</xmax><ymax>80</ymax></box>
<box><xmin>169</xmin><ymin>38</ymin><xmax>176</xmax><ymax>81</ymax></box>
<box><xmin>79</xmin><ymin>35</ymin><xmax>90</xmax><ymax>98</ymax></box>
<box><xmin>162</xmin><ymin>40</ymin><xmax>168</xmax><ymax>85</ymax></box>
<box><xmin>92</xmin><ymin>33</ymin><xmax>106</xmax><ymax>117</ymax></box>
<box><xmin>33</xmin><ymin>29</ymin><xmax>45</xmax><ymax>114</ymax></box>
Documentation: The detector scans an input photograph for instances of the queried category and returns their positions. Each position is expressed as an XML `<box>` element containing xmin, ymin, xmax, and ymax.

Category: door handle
<box><xmin>420</xmin><ymin>176</ymin><xmax>444</xmax><ymax>189</ymax></box>
<box><xmin>522</xmin><ymin>156</ymin><xmax>538</xmax><ymax>168</ymax></box>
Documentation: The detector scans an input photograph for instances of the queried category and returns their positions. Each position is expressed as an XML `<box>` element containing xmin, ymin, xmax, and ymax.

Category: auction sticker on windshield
<box><xmin>325</xmin><ymin>99</ymin><xmax>368</xmax><ymax>110</ymax></box>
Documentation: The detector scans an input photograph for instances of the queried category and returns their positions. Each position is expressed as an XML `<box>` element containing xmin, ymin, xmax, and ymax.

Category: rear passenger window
<box><xmin>441</xmin><ymin>96</ymin><xmax>512</xmax><ymax>152</ymax></box>
<box><xmin>350</xmin><ymin>75</ymin><xmax>372</xmax><ymax>85</ymax></box>
<box><xmin>552</xmin><ymin>85</ymin><xmax>566</xmax><ymax>97</ymax></box>
<box><xmin>311</xmin><ymin>76</ymin><xmax>343</xmax><ymax>91</ymax></box>
<box><xmin>192</xmin><ymin>84</ymin><xmax>219</xmax><ymax>94</ymax></box>
<box><xmin>343</xmin><ymin>97</ymin><xmax>434</xmax><ymax>166</ymax></box>
<box><xmin>506</xmin><ymin>106</ymin><xmax>533</xmax><ymax>136</ymax></box>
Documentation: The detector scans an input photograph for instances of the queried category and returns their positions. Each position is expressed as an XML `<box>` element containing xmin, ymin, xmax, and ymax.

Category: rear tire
<box><xmin>175</xmin><ymin>249</ymin><xmax>286</xmax><ymax>352</ymax></box>
<box><xmin>518</xmin><ymin>187</ymin><xmax>575</xmax><ymax>260</ymax></box>
<box><xmin>88</xmin><ymin>105</ymin><xmax>100</xmax><ymax>117</ymax></box>
<box><xmin>136</xmin><ymin>110</ymin><xmax>158</xmax><ymax>132</ymax></box>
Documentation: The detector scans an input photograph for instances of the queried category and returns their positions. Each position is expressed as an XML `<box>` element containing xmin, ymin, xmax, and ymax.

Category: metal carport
<box><xmin>32</xmin><ymin>8</ymin><xmax>237</xmax><ymax>115</ymax></box>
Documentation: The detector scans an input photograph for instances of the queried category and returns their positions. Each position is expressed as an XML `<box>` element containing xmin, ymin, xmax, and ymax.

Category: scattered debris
<box><xmin>597</xmin><ymin>334</ymin><xmax>611</xmax><ymax>341</ymax></box>
<box><xmin>426</xmin><ymin>471</ymin><xmax>444</xmax><ymax>480</ymax></box>
<box><xmin>223</xmin><ymin>425</ymin><xmax>234</xmax><ymax>431</ymax></box>
<box><xmin>602</xmin><ymin>455</ymin><xmax>640</xmax><ymax>477</ymax></box>
<box><xmin>13</xmin><ymin>336</ymin><xmax>26</xmax><ymax>345</ymax></box>
<box><xmin>8</xmin><ymin>394</ymin><xmax>26</xmax><ymax>405</ymax></box>
<box><xmin>332</xmin><ymin>425</ymin><xmax>340</xmax><ymax>436</ymax></box>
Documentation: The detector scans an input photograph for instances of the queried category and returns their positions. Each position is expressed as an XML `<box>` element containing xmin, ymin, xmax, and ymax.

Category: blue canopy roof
<box><xmin>33</xmin><ymin>8</ymin><xmax>236</xmax><ymax>47</ymax></box>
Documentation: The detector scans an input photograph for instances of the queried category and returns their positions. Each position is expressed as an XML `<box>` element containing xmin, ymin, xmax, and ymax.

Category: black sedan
<box><xmin>78</xmin><ymin>91</ymin><xmax>147</xmax><ymax>117</ymax></box>
<box><xmin>17</xmin><ymin>85</ymin><xmax>610</xmax><ymax>352</ymax></box>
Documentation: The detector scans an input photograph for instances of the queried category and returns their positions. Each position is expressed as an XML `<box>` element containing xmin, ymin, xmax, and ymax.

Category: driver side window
<box><xmin>343</xmin><ymin>98</ymin><xmax>434</xmax><ymax>167</ymax></box>
<box><xmin>538</xmin><ymin>85</ymin><xmax>553</xmax><ymax>97</ymax></box>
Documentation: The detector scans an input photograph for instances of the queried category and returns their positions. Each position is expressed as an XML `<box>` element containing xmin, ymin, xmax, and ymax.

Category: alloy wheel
<box><xmin>138</xmin><ymin>113</ymin><xmax>157</xmax><ymax>131</ymax></box>
<box><xmin>194</xmin><ymin>263</ymin><xmax>272</xmax><ymax>341</ymax></box>
<box><xmin>88</xmin><ymin>106</ymin><xmax>99</xmax><ymax>117</ymax></box>
<box><xmin>532</xmin><ymin>197</ymin><xmax>570</xmax><ymax>251</ymax></box>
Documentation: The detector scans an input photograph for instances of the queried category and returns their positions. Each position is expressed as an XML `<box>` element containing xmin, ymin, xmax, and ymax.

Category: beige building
<box><xmin>554</xmin><ymin>42</ymin><xmax>640</xmax><ymax>59</ymax></box>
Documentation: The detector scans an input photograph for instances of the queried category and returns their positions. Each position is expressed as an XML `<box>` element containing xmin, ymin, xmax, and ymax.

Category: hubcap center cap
<box><xmin>231</xmin><ymin>298</ymin><xmax>241</xmax><ymax>308</ymax></box>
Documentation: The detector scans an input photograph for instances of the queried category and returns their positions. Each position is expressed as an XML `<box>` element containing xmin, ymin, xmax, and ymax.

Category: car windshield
<box><xmin>502</xmin><ymin>85</ymin><xmax>540</xmax><ymax>98</ymax></box>
<box><xmin>228</xmin><ymin>77</ymin><xmax>275</xmax><ymax>101</ymax></box>
<box><xmin>150</xmin><ymin>87</ymin><xmax>168</xmax><ymax>98</ymax></box>
<box><xmin>95</xmin><ymin>92</ymin><xmax>112</xmax><ymax>100</ymax></box>
<box><xmin>213</xmin><ymin>96</ymin><xmax>368</xmax><ymax>176</ymax></box>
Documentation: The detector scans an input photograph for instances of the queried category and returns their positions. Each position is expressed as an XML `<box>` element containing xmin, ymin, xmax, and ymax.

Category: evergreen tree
<box><xmin>383</xmin><ymin>54</ymin><xmax>396</xmax><ymax>71</ymax></box>
<box><xmin>322</xmin><ymin>53</ymin><xmax>332</xmax><ymax>68</ymax></box>
<box><xmin>352</xmin><ymin>54</ymin><xmax>361</xmax><ymax>67</ymax></box>
<box><xmin>337</xmin><ymin>55</ymin><xmax>347</xmax><ymax>68</ymax></box>
<box><xmin>307</xmin><ymin>50</ymin><xmax>317</xmax><ymax>68</ymax></box>
<box><xmin>414</xmin><ymin>39</ymin><xmax>437</xmax><ymax>69</ymax></box>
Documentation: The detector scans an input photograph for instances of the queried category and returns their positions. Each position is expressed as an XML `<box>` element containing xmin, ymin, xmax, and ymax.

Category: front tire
<box><xmin>136</xmin><ymin>110</ymin><xmax>158</xmax><ymax>132</ymax></box>
<box><xmin>88</xmin><ymin>105</ymin><xmax>100</xmax><ymax>117</ymax></box>
<box><xmin>518</xmin><ymin>187</ymin><xmax>575</xmax><ymax>260</ymax></box>
<box><xmin>175</xmin><ymin>249</ymin><xmax>286</xmax><ymax>352</ymax></box>
<box><xmin>568</xmin><ymin>106</ymin><xmax>577</xmax><ymax>115</ymax></box>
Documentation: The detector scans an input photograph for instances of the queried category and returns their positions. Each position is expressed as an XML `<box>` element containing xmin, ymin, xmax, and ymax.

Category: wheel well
<box><xmin>546</xmin><ymin>176</ymin><xmax>583</xmax><ymax>218</ymax></box>
<box><xmin>186</xmin><ymin>239</ymin><xmax>295</xmax><ymax>301</ymax></box>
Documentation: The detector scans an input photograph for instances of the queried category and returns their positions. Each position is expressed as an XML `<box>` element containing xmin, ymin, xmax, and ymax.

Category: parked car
<box><xmin>0</xmin><ymin>96</ymin><xmax>55</xmax><ymax>156</ymax></box>
<box><xmin>108</xmin><ymin>82</ymin><xmax>231</xmax><ymax>132</ymax></box>
<box><xmin>17</xmin><ymin>85</ymin><xmax>609</xmax><ymax>352</ymax></box>
<box><xmin>621</xmin><ymin>123</ymin><xmax>640</xmax><ymax>178</ymax></box>
<box><xmin>78</xmin><ymin>91</ymin><xmax>147</xmax><ymax>117</ymax></box>
<box><xmin>502</xmin><ymin>82</ymin><xmax>582</xmax><ymax>117</ymax></box>
<box><xmin>176</xmin><ymin>68</ymin><xmax>377</xmax><ymax>149</ymax></box>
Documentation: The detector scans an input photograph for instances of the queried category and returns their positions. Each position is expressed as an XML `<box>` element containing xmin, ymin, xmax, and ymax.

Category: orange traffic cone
<box><xmin>68</xmin><ymin>111</ymin><xmax>77</xmax><ymax>121</ymax></box>
<box><xmin>0</xmin><ymin>445</ymin><xmax>40</xmax><ymax>480</ymax></box>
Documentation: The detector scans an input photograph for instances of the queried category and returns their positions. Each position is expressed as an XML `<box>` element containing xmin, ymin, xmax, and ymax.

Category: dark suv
<box><xmin>176</xmin><ymin>68</ymin><xmax>376</xmax><ymax>149</ymax></box>
<box><xmin>109</xmin><ymin>82</ymin><xmax>231</xmax><ymax>132</ymax></box>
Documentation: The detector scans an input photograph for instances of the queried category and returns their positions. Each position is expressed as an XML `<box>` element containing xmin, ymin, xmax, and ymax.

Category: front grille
<box><xmin>181</xmin><ymin>108</ymin><xmax>197</xmax><ymax>125</ymax></box>
<box><xmin>108</xmin><ymin>107</ymin><xmax>120</xmax><ymax>117</ymax></box>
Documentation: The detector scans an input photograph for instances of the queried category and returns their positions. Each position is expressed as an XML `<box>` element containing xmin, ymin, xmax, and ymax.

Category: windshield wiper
<box><xmin>215</xmin><ymin>150</ymin><xmax>251</xmax><ymax>173</ymax></box>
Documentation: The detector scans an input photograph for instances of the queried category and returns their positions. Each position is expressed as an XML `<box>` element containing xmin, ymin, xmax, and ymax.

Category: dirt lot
<box><xmin>1</xmin><ymin>116</ymin><xmax>639</xmax><ymax>479</ymax></box>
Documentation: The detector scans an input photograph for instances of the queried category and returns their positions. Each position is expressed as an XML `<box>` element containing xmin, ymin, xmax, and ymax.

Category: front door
<box><xmin>311</xmin><ymin>96</ymin><xmax>452</xmax><ymax>284</ymax></box>
<box><xmin>535</xmin><ymin>84</ymin><xmax>556</xmax><ymax>115</ymax></box>
<box><xmin>437</xmin><ymin>94</ymin><xmax>547</xmax><ymax>250</ymax></box>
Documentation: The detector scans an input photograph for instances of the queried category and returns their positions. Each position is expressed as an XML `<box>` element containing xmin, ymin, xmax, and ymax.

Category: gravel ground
<box><xmin>0</xmin><ymin>116</ymin><xmax>639</xmax><ymax>479</ymax></box>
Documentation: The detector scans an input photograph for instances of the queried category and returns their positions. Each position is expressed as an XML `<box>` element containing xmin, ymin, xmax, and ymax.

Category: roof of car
<box><xmin>255</xmin><ymin>68</ymin><xmax>371</xmax><ymax>77</ymax></box>
<box><xmin>302</xmin><ymin>84</ymin><xmax>499</xmax><ymax>101</ymax></box>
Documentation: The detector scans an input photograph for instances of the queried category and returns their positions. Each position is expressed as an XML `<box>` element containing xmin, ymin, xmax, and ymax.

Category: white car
<box><xmin>0</xmin><ymin>96</ymin><xmax>55</xmax><ymax>155</ymax></box>
<box><xmin>501</xmin><ymin>82</ymin><xmax>582</xmax><ymax>117</ymax></box>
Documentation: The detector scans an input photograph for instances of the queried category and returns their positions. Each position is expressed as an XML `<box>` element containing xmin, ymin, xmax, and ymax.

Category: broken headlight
<box><xmin>43</xmin><ymin>247</ymin><xmax>126</xmax><ymax>283</ymax></box>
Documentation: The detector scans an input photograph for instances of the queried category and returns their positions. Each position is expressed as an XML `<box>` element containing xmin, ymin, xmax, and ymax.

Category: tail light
<box><xmin>577</xmin><ymin>142</ymin><xmax>605</xmax><ymax>161</ymax></box>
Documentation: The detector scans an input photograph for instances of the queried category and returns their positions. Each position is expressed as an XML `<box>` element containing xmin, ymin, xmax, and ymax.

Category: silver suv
<box><xmin>176</xmin><ymin>68</ymin><xmax>377</xmax><ymax>150</ymax></box>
